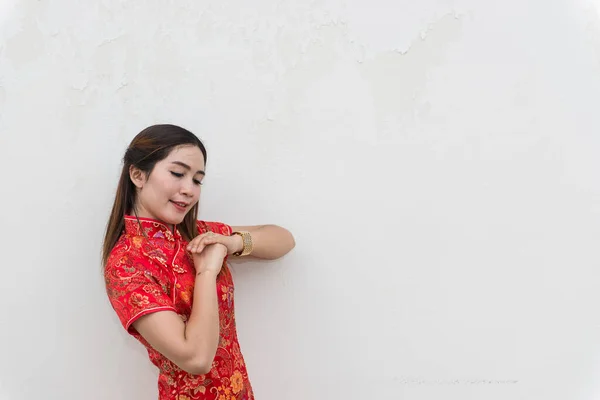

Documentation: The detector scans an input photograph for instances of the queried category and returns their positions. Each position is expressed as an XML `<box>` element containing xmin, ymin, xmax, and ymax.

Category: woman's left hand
<box><xmin>186</xmin><ymin>231</ymin><xmax>242</xmax><ymax>256</ymax></box>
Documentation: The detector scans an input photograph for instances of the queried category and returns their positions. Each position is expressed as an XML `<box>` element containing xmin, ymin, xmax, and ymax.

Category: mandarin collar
<box><xmin>124</xmin><ymin>215</ymin><xmax>183</xmax><ymax>242</ymax></box>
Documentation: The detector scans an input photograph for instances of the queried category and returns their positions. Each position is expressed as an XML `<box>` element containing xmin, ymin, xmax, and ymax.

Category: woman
<box><xmin>102</xmin><ymin>124</ymin><xmax>295</xmax><ymax>400</ymax></box>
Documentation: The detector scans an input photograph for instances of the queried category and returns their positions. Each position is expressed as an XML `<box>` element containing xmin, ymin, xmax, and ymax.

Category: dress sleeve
<box><xmin>197</xmin><ymin>220</ymin><xmax>233</xmax><ymax>236</ymax></box>
<box><xmin>104</xmin><ymin>245</ymin><xmax>177</xmax><ymax>334</ymax></box>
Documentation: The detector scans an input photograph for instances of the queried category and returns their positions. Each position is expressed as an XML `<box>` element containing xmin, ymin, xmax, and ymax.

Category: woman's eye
<box><xmin>171</xmin><ymin>171</ymin><xmax>202</xmax><ymax>185</ymax></box>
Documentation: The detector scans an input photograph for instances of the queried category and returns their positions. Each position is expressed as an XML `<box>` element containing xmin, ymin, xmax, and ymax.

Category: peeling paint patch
<box><xmin>251</xmin><ymin>12</ymin><xmax>464</xmax><ymax>144</ymax></box>
<box><xmin>3</xmin><ymin>21</ymin><xmax>45</xmax><ymax>66</ymax></box>
<box><xmin>62</xmin><ymin>83</ymin><xmax>98</xmax><ymax>138</ymax></box>
<box><xmin>358</xmin><ymin>13</ymin><xmax>463</xmax><ymax>131</ymax></box>
<box><xmin>97</xmin><ymin>33</ymin><xmax>126</xmax><ymax>48</ymax></box>
<box><xmin>1</xmin><ymin>0</ymin><xmax>46</xmax><ymax>66</ymax></box>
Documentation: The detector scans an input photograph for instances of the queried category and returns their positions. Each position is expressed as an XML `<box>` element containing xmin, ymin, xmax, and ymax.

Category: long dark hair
<box><xmin>102</xmin><ymin>124</ymin><xmax>207</xmax><ymax>266</ymax></box>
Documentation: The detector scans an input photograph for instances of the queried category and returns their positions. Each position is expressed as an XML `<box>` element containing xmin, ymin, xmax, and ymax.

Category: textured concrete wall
<box><xmin>1</xmin><ymin>0</ymin><xmax>600</xmax><ymax>399</ymax></box>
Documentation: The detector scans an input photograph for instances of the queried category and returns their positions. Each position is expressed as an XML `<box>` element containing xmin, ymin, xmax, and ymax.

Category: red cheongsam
<box><xmin>104</xmin><ymin>215</ymin><xmax>254</xmax><ymax>400</ymax></box>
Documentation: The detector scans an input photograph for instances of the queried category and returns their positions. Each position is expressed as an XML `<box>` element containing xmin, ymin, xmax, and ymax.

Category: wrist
<box><xmin>231</xmin><ymin>234</ymin><xmax>244</xmax><ymax>255</ymax></box>
<box><xmin>231</xmin><ymin>231</ymin><xmax>253</xmax><ymax>256</ymax></box>
<box><xmin>196</xmin><ymin>269</ymin><xmax>218</xmax><ymax>278</ymax></box>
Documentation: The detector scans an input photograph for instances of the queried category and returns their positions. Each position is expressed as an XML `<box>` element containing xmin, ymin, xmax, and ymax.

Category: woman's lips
<box><xmin>170</xmin><ymin>200</ymin><xmax>188</xmax><ymax>212</ymax></box>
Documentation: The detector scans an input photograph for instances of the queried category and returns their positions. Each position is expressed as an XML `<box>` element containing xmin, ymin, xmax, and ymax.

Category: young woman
<box><xmin>102</xmin><ymin>124</ymin><xmax>295</xmax><ymax>400</ymax></box>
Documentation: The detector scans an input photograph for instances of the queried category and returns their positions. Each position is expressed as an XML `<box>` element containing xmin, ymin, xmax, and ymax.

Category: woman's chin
<box><xmin>159</xmin><ymin>212</ymin><xmax>185</xmax><ymax>226</ymax></box>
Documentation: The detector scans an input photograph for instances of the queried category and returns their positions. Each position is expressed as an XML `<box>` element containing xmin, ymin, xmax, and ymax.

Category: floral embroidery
<box><xmin>143</xmin><ymin>283</ymin><xmax>166</xmax><ymax>297</ymax></box>
<box><xmin>129</xmin><ymin>292</ymin><xmax>150</xmax><ymax>308</ymax></box>
<box><xmin>230</xmin><ymin>371</ymin><xmax>243</xmax><ymax>394</ymax></box>
<box><xmin>180</xmin><ymin>289</ymin><xmax>191</xmax><ymax>303</ymax></box>
<box><xmin>105</xmin><ymin>215</ymin><xmax>254</xmax><ymax>400</ymax></box>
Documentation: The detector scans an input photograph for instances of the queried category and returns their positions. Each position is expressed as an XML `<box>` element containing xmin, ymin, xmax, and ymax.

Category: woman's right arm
<box><xmin>132</xmin><ymin>243</ymin><xmax>227</xmax><ymax>375</ymax></box>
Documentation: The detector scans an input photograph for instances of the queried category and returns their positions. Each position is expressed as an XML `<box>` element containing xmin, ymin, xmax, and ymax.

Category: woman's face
<box><xmin>131</xmin><ymin>145</ymin><xmax>205</xmax><ymax>226</ymax></box>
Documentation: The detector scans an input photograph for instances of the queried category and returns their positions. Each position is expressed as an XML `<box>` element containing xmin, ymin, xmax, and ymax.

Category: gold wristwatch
<box><xmin>231</xmin><ymin>231</ymin><xmax>253</xmax><ymax>256</ymax></box>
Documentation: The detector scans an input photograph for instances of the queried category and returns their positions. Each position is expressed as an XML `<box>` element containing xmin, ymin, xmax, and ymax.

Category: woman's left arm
<box><xmin>230</xmin><ymin>224</ymin><xmax>295</xmax><ymax>260</ymax></box>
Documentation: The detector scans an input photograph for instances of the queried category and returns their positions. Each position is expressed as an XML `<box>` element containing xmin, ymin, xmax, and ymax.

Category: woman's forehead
<box><xmin>165</xmin><ymin>145</ymin><xmax>205</xmax><ymax>167</ymax></box>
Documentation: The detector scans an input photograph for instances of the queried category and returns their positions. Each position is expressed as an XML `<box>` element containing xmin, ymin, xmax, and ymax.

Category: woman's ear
<box><xmin>129</xmin><ymin>165</ymin><xmax>147</xmax><ymax>189</ymax></box>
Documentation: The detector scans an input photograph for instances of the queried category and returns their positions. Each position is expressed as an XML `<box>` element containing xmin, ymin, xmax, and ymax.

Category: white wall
<box><xmin>1</xmin><ymin>0</ymin><xmax>600</xmax><ymax>399</ymax></box>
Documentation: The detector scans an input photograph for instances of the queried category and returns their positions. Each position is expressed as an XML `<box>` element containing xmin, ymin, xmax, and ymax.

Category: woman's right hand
<box><xmin>191</xmin><ymin>243</ymin><xmax>227</xmax><ymax>275</ymax></box>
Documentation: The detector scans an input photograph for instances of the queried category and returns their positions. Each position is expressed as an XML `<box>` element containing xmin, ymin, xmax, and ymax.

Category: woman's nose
<box><xmin>180</xmin><ymin>180</ymin><xmax>194</xmax><ymax>196</ymax></box>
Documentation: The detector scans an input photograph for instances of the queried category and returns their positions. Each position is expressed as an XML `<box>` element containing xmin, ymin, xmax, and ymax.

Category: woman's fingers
<box><xmin>194</xmin><ymin>237</ymin><xmax>216</xmax><ymax>253</ymax></box>
<box><xmin>191</xmin><ymin>236</ymin><xmax>211</xmax><ymax>253</ymax></box>
<box><xmin>186</xmin><ymin>233</ymin><xmax>207</xmax><ymax>252</ymax></box>
<box><xmin>187</xmin><ymin>232</ymin><xmax>221</xmax><ymax>254</ymax></box>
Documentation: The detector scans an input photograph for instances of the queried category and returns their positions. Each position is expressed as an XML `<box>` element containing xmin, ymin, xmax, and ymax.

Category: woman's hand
<box><xmin>191</xmin><ymin>243</ymin><xmax>228</xmax><ymax>275</ymax></box>
<box><xmin>187</xmin><ymin>231</ymin><xmax>242</xmax><ymax>256</ymax></box>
